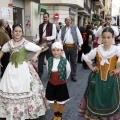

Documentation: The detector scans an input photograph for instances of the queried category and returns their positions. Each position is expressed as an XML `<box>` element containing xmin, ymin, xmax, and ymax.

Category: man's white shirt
<box><xmin>57</xmin><ymin>26</ymin><xmax>83</xmax><ymax>46</ymax></box>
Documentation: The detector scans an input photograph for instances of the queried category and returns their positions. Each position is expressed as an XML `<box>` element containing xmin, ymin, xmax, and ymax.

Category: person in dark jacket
<box><xmin>78</xmin><ymin>23</ymin><xmax>87</xmax><ymax>63</ymax></box>
<box><xmin>0</xmin><ymin>19</ymin><xmax>10</xmax><ymax>77</ymax></box>
<box><xmin>38</xmin><ymin>12</ymin><xmax>57</xmax><ymax>78</ymax></box>
<box><xmin>5</xmin><ymin>21</ymin><xmax>12</xmax><ymax>39</ymax></box>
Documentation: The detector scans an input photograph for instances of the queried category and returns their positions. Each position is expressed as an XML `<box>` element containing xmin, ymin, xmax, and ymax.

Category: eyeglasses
<box><xmin>105</xmin><ymin>18</ymin><xmax>111</xmax><ymax>20</ymax></box>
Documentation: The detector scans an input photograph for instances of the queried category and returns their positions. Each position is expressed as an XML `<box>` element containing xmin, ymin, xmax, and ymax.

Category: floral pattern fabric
<box><xmin>0</xmin><ymin>62</ymin><xmax>49</xmax><ymax>120</ymax></box>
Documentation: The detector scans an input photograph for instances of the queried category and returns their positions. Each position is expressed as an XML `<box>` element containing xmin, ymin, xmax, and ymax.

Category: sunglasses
<box><xmin>105</xmin><ymin>18</ymin><xmax>111</xmax><ymax>20</ymax></box>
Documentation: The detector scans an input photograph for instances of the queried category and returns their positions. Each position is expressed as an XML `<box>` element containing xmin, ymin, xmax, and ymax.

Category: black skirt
<box><xmin>45</xmin><ymin>82</ymin><xmax>69</xmax><ymax>103</ymax></box>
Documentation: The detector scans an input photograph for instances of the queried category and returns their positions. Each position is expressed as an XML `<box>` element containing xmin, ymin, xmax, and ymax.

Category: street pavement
<box><xmin>27</xmin><ymin>51</ymin><xmax>90</xmax><ymax>120</ymax></box>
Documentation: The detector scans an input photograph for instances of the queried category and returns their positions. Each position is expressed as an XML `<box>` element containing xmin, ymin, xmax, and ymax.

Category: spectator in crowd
<box><xmin>93</xmin><ymin>26</ymin><xmax>99</xmax><ymax>48</ymax></box>
<box><xmin>0</xmin><ymin>19</ymin><xmax>10</xmax><ymax>77</ymax></box>
<box><xmin>38</xmin><ymin>12</ymin><xmax>57</xmax><ymax>78</ymax></box>
<box><xmin>57</xmin><ymin>22</ymin><xmax>64</xmax><ymax>33</ymax></box>
<box><xmin>95</xmin><ymin>14</ymin><xmax>119</xmax><ymax>44</ymax></box>
<box><xmin>5</xmin><ymin>21</ymin><xmax>12</xmax><ymax>39</ymax></box>
<box><xmin>78</xmin><ymin>23</ymin><xmax>87</xmax><ymax>63</ymax></box>
<box><xmin>57</xmin><ymin>17</ymin><xmax>83</xmax><ymax>82</ymax></box>
<box><xmin>82</xmin><ymin>24</ymin><xmax>94</xmax><ymax>69</ymax></box>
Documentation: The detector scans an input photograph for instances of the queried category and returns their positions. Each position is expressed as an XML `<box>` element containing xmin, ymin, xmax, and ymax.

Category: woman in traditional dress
<box><xmin>79</xmin><ymin>27</ymin><xmax>120</xmax><ymax>120</ymax></box>
<box><xmin>0</xmin><ymin>24</ymin><xmax>49</xmax><ymax>120</ymax></box>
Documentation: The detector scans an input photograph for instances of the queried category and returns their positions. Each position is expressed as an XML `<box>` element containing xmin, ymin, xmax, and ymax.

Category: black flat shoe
<box><xmin>71</xmin><ymin>77</ymin><xmax>77</xmax><ymax>82</ymax></box>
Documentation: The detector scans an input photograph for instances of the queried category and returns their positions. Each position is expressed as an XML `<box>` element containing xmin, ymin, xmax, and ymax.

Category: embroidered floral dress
<box><xmin>79</xmin><ymin>44</ymin><xmax>120</xmax><ymax>120</ymax></box>
<box><xmin>0</xmin><ymin>38</ymin><xmax>49</xmax><ymax>120</ymax></box>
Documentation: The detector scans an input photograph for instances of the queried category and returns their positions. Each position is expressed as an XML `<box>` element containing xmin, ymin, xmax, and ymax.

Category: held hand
<box><xmin>40</xmin><ymin>46</ymin><xmax>45</xmax><ymax>50</ymax></box>
<box><xmin>107</xmin><ymin>22</ymin><xmax>111</xmax><ymax>27</ymax></box>
<box><xmin>109</xmin><ymin>68</ymin><xmax>120</xmax><ymax>75</ymax></box>
<box><xmin>102</xmin><ymin>23</ymin><xmax>106</xmax><ymax>28</ymax></box>
<box><xmin>30</xmin><ymin>56</ymin><xmax>38</xmax><ymax>62</ymax></box>
<box><xmin>90</xmin><ymin>66</ymin><xmax>99</xmax><ymax>72</ymax></box>
<box><xmin>78</xmin><ymin>46</ymin><xmax>81</xmax><ymax>51</ymax></box>
<box><xmin>42</xmin><ymin>36</ymin><xmax>47</xmax><ymax>41</ymax></box>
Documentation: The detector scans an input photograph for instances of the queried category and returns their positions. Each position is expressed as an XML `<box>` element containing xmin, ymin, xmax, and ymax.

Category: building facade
<box><xmin>0</xmin><ymin>0</ymin><xmax>41</xmax><ymax>40</ymax></box>
<box><xmin>100</xmin><ymin>0</ymin><xmax>112</xmax><ymax>22</ymax></box>
<box><xmin>40</xmin><ymin>0</ymin><xmax>107</xmax><ymax>27</ymax></box>
<box><xmin>40</xmin><ymin>0</ymin><xmax>84</xmax><ymax>27</ymax></box>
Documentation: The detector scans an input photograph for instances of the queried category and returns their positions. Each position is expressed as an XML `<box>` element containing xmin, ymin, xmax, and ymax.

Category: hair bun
<box><xmin>12</xmin><ymin>23</ymin><xmax>23</xmax><ymax>32</ymax></box>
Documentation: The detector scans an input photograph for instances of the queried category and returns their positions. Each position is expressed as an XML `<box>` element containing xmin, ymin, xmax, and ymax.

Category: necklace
<box><xmin>14</xmin><ymin>39</ymin><xmax>22</xmax><ymax>43</ymax></box>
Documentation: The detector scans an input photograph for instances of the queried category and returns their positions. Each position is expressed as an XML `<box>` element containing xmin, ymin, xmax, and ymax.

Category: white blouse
<box><xmin>82</xmin><ymin>44</ymin><xmax>120</xmax><ymax>65</ymax></box>
<box><xmin>46</xmin><ymin>58</ymin><xmax>71</xmax><ymax>79</ymax></box>
<box><xmin>57</xmin><ymin>26</ymin><xmax>83</xmax><ymax>46</ymax></box>
<box><xmin>2</xmin><ymin>38</ymin><xmax>41</xmax><ymax>53</ymax></box>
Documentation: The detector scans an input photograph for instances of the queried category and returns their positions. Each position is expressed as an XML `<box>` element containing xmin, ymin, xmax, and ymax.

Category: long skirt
<box><xmin>0</xmin><ymin>62</ymin><xmax>49</xmax><ymax>120</ymax></box>
<box><xmin>79</xmin><ymin>72</ymin><xmax>120</xmax><ymax>120</ymax></box>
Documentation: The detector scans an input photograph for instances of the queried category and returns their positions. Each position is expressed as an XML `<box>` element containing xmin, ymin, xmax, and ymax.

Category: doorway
<box><xmin>13</xmin><ymin>7</ymin><xmax>24</xmax><ymax>32</ymax></box>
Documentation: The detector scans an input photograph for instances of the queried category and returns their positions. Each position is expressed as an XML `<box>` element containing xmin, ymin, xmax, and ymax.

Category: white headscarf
<box><xmin>52</xmin><ymin>42</ymin><xmax>63</xmax><ymax>50</ymax></box>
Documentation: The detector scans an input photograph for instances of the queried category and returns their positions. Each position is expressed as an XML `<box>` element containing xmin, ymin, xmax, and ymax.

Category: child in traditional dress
<box><xmin>45</xmin><ymin>42</ymin><xmax>71</xmax><ymax>120</ymax></box>
<box><xmin>79</xmin><ymin>27</ymin><xmax>120</xmax><ymax>119</ymax></box>
<box><xmin>0</xmin><ymin>24</ymin><xmax>49</xmax><ymax>120</ymax></box>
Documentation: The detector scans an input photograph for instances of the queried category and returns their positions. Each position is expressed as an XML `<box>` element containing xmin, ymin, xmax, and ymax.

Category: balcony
<box><xmin>95</xmin><ymin>0</ymin><xmax>103</xmax><ymax>8</ymax></box>
<box><xmin>78</xmin><ymin>2</ymin><xmax>91</xmax><ymax>16</ymax></box>
<box><xmin>40</xmin><ymin>0</ymin><xmax>84</xmax><ymax>8</ymax></box>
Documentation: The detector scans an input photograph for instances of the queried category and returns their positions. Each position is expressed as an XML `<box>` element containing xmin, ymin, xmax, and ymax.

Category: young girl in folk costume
<box><xmin>0</xmin><ymin>24</ymin><xmax>49</xmax><ymax>120</ymax></box>
<box><xmin>45</xmin><ymin>42</ymin><xmax>71</xmax><ymax>120</ymax></box>
<box><xmin>79</xmin><ymin>27</ymin><xmax>120</xmax><ymax>120</ymax></box>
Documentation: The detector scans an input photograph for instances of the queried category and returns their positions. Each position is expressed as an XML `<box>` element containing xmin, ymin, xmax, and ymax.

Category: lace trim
<box><xmin>0</xmin><ymin>95</ymin><xmax>31</xmax><ymax>104</ymax></box>
<box><xmin>8</xmin><ymin>38</ymin><xmax>28</xmax><ymax>52</ymax></box>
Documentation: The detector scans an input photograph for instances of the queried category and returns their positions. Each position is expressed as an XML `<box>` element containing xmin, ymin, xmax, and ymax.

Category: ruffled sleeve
<box><xmin>116</xmin><ymin>46</ymin><xmax>120</xmax><ymax>57</ymax></box>
<box><xmin>1</xmin><ymin>42</ymin><xmax>10</xmax><ymax>52</ymax></box>
<box><xmin>25</xmin><ymin>41</ymin><xmax>41</xmax><ymax>52</ymax></box>
<box><xmin>82</xmin><ymin>48</ymin><xmax>97</xmax><ymax>63</ymax></box>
